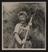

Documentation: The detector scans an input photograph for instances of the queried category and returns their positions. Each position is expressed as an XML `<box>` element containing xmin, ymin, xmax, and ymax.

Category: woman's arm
<box><xmin>14</xmin><ymin>33</ymin><xmax>22</xmax><ymax>45</ymax></box>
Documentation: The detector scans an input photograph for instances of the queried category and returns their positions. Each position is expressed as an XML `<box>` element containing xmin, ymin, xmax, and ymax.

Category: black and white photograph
<box><xmin>2</xmin><ymin>2</ymin><xmax>46</xmax><ymax>50</ymax></box>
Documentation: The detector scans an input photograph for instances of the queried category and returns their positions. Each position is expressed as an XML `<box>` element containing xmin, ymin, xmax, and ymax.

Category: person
<box><xmin>13</xmin><ymin>11</ymin><xmax>32</xmax><ymax>48</ymax></box>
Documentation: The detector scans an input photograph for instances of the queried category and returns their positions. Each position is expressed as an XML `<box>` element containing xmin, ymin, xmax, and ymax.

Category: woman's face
<box><xmin>19</xmin><ymin>15</ymin><xmax>26</xmax><ymax>22</ymax></box>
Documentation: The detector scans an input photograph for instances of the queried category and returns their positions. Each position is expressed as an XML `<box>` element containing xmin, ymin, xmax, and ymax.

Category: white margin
<box><xmin>2</xmin><ymin>2</ymin><xmax>46</xmax><ymax>50</ymax></box>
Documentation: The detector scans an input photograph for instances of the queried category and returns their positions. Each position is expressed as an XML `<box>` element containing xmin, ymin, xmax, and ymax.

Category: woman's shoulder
<box><xmin>16</xmin><ymin>23</ymin><xmax>22</xmax><ymax>26</ymax></box>
<box><xmin>15</xmin><ymin>23</ymin><xmax>22</xmax><ymax>28</ymax></box>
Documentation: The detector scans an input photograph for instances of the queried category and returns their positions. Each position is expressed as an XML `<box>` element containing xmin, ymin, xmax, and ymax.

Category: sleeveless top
<box><xmin>13</xmin><ymin>23</ymin><xmax>32</xmax><ymax>48</ymax></box>
<box><xmin>14</xmin><ymin>23</ymin><xmax>27</xmax><ymax>40</ymax></box>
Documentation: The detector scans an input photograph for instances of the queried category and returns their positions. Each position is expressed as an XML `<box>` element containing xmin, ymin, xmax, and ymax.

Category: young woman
<box><xmin>13</xmin><ymin>11</ymin><xmax>32</xmax><ymax>48</ymax></box>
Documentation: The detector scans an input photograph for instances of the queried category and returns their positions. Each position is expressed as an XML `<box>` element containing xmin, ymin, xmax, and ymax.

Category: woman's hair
<box><xmin>18</xmin><ymin>11</ymin><xmax>29</xmax><ymax>23</ymax></box>
<box><xmin>18</xmin><ymin>11</ymin><xmax>28</xmax><ymax>19</ymax></box>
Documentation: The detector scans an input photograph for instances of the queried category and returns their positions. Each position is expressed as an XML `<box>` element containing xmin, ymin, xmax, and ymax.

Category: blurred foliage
<box><xmin>3</xmin><ymin>3</ymin><xmax>45</xmax><ymax>48</ymax></box>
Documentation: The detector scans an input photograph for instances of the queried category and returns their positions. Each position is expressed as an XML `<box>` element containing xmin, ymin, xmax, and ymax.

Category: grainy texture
<box><xmin>2</xmin><ymin>2</ymin><xmax>46</xmax><ymax>48</ymax></box>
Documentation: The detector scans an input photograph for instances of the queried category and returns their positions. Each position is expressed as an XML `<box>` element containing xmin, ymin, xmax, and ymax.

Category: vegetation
<box><xmin>3</xmin><ymin>3</ymin><xmax>45</xmax><ymax>48</ymax></box>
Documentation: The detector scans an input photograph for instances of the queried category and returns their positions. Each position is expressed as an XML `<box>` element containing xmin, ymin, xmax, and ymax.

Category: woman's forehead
<box><xmin>19</xmin><ymin>14</ymin><xmax>26</xmax><ymax>17</ymax></box>
<box><xmin>18</xmin><ymin>11</ymin><xmax>27</xmax><ymax>16</ymax></box>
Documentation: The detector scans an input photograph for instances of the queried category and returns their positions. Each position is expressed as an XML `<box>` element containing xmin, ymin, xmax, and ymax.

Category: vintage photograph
<box><xmin>2</xmin><ymin>2</ymin><xmax>46</xmax><ymax>50</ymax></box>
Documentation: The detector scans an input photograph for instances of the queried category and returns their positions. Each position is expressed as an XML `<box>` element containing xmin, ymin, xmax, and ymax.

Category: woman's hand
<box><xmin>22</xmin><ymin>39</ymin><xmax>25</xmax><ymax>44</ymax></box>
<box><xmin>28</xmin><ymin>22</ymin><xmax>32</xmax><ymax>26</ymax></box>
<box><xmin>26</xmin><ymin>26</ymin><xmax>30</xmax><ymax>31</ymax></box>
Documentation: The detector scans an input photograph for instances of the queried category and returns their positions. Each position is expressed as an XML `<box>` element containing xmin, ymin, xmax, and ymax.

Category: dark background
<box><xmin>0</xmin><ymin>0</ymin><xmax>48</xmax><ymax>52</ymax></box>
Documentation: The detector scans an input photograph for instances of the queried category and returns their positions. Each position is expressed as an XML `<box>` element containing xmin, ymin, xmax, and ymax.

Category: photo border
<box><xmin>2</xmin><ymin>2</ymin><xmax>46</xmax><ymax>50</ymax></box>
